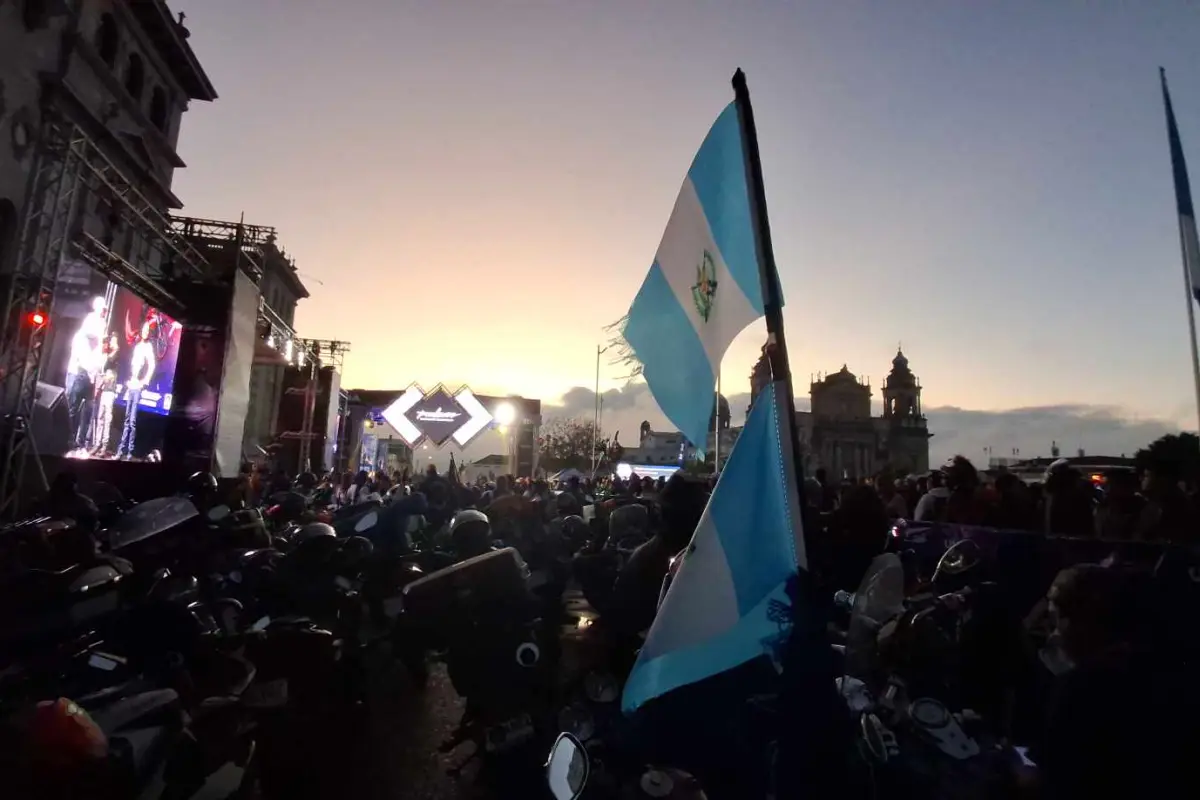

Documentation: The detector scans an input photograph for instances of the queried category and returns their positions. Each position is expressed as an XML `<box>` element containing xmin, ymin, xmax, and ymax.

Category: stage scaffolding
<box><xmin>171</xmin><ymin>215</ymin><xmax>277</xmax><ymax>284</ymax></box>
<box><xmin>0</xmin><ymin>111</ymin><xmax>216</xmax><ymax>518</ymax></box>
<box><xmin>277</xmin><ymin>339</ymin><xmax>350</xmax><ymax>473</ymax></box>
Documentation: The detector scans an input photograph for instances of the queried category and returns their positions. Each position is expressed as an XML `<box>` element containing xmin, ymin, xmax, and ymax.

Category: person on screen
<box><xmin>65</xmin><ymin>297</ymin><xmax>108</xmax><ymax>455</ymax></box>
<box><xmin>115</xmin><ymin>321</ymin><xmax>156</xmax><ymax>461</ymax></box>
<box><xmin>86</xmin><ymin>334</ymin><xmax>118</xmax><ymax>455</ymax></box>
<box><xmin>90</xmin><ymin>369</ymin><xmax>118</xmax><ymax>455</ymax></box>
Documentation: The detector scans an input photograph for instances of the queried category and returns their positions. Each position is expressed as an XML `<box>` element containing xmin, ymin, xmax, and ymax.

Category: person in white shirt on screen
<box><xmin>65</xmin><ymin>297</ymin><xmax>108</xmax><ymax>455</ymax></box>
<box><xmin>115</xmin><ymin>321</ymin><xmax>156</xmax><ymax>460</ymax></box>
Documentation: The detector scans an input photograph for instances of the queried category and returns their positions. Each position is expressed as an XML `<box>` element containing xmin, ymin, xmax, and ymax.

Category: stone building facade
<box><xmin>750</xmin><ymin>348</ymin><xmax>932</xmax><ymax>479</ymax></box>
<box><xmin>1</xmin><ymin>1</ymin><xmax>216</xmax><ymax>273</ymax></box>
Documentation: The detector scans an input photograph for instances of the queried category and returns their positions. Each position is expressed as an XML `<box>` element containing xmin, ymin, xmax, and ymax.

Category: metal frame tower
<box><xmin>277</xmin><ymin>338</ymin><xmax>350</xmax><ymax>473</ymax></box>
<box><xmin>0</xmin><ymin>111</ymin><xmax>213</xmax><ymax>517</ymax></box>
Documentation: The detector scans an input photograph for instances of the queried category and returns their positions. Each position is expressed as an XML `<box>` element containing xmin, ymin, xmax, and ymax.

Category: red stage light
<box><xmin>28</xmin><ymin>311</ymin><xmax>46</xmax><ymax>327</ymax></box>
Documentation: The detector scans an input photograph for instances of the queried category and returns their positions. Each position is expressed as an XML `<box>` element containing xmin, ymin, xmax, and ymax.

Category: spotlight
<box><xmin>494</xmin><ymin>401</ymin><xmax>517</xmax><ymax>427</ymax></box>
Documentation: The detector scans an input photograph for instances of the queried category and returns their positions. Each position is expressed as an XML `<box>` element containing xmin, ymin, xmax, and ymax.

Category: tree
<box><xmin>1135</xmin><ymin>432</ymin><xmax>1200</xmax><ymax>483</ymax></box>
<box><xmin>538</xmin><ymin>416</ymin><xmax>611</xmax><ymax>473</ymax></box>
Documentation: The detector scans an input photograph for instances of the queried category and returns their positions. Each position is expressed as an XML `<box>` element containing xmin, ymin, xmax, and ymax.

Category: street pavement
<box><xmin>195</xmin><ymin>660</ymin><xmax>493</xmax><ymax>800</ymax></box>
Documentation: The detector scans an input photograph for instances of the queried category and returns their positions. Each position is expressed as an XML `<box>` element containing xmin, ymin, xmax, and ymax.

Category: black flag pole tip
<box><xmin>732</xmin><ymin>68</ymin><xmax>747</xmax><ymax>91</ymax></box>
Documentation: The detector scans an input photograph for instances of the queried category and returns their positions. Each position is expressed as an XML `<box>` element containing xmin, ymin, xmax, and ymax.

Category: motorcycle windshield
<box><xmin>109</xmin><ymin>496</ymin><xmax>200</xmax><ymax>550</ymax></box>
<box><xmin>845</xmin><ymin>553</ymin><xmax>905</xmax><ymax>678</ymax></box>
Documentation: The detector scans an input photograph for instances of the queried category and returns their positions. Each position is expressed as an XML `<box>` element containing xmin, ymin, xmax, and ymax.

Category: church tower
<box><xmin>882</xmin><ymin>348</ymin><xmax>931</xmax><ymax>473</ymax></box>
<box><xmin>883</xmin><ymin>348</ymin><xmax>922</xmax><ymax>421</ymax></box>
<box><xmin>746</xmin><ymin>342</ymin><xmax>772</xmax><ymax>417</ymax></box>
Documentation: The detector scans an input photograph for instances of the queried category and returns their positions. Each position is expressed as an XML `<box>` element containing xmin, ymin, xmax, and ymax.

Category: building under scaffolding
<box><xmin>0</xmin><ymin>1</ymin><xmax>218</xmax><ymax>515</ymax></box>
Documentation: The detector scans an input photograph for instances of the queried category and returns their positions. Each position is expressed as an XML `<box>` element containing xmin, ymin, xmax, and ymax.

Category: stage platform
<box><xmin>26</xmin><ymin>454</ymin><xmax>183</xmax><ymax>506</ymax></box>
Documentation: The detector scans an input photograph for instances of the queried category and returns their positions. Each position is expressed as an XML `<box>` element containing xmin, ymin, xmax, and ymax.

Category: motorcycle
<box><xmin>545</xmin><ymin>732</ymin><xmax>710</xmax><ymax>800</ymax></box>
<box><xmin>835</xmin><ymin>552</ymin><xmax>1008</xmax><ymax>799</ymax></box>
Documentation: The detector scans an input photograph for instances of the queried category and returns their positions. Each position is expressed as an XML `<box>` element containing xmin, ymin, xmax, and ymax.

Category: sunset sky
<box><xmin>168</xmin><ymin>1</ymin><xmax>1200</xmax><ymax>462</ymax></box>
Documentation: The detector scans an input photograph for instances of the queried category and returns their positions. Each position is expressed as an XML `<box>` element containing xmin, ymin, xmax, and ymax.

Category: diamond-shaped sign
<box><xmin>381</xmin><ymin>384</ymin><xmax>494</xmax><ymax>448</ymax></box>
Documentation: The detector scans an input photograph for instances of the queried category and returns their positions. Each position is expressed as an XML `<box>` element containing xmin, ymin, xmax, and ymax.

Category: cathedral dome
<box><xmin>886</xmin><ymin>348</ymin><xmax>916</xmax><ymax>389</ymax></box>
<box><xmin>828</xmin><ymin>364</ymin><xmax>857</xmax><ymax>383</ymax></box>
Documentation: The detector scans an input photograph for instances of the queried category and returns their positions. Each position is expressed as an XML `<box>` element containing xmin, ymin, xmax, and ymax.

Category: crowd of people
<box><xmin>31</xmin><ymin>447</ymin><xmax>1196</xmax><ymax>798</ymax></box>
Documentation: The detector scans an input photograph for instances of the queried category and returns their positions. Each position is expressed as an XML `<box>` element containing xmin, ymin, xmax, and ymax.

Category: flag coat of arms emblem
<box><xmin>692</xmin><ymin>250</ymin><xmax>719</xmax><ymax>322</ymax></box>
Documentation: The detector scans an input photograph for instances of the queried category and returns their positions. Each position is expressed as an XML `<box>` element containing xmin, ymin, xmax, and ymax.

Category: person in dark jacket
<box><xmin>1023</xmin><ymin>564</ymin><xmax>1193</xmax><ymax>798</ymax></box>
<box><xmin>605</xmin><ymin>474</ymin><xmax>707</xmax><ymax>638</ymax></box>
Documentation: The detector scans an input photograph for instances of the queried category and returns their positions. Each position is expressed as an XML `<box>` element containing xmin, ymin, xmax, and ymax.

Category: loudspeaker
<box><xmin>274</xmin><ymin>366</ymin><xmax>338</xmax><ymax>473</ymax></box>
<box><xmin>35</xmin><ymin>381</ymin><xmax>65</xmax><ymax>410</ymax></box>
<box><xmin>32</xmin><ymin>381</ymin><xmax>71</xmax><ymax>454</ymax></box>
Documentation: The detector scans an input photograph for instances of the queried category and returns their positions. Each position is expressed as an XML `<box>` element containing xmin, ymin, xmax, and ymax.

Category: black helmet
<box><xmin>560</xmin><ymin>514</ymin><xmax>589</xmax><ymax>544</ymax></box>
<box><xmin>188</xmin><ymin>471</ymin><xmax>219</xmax><ymax>495</ymax></box>
<box><xmin>339</xmin><ymin>535</ymin><xmax>375</xmax><ymax>562</ymax></box>
<box><xmin>294</xmin><ymin>522</ymin><xmax>336</xmax><ymax>542</ymax></box>
<box><xmin>556</xmin><ymin>492</ymin><xmax>581</xmax><ymax>515</ymax></box>
<box><xmin>449</xmin><ymin>509</ymin><xmax>491</xmax><ymax>557</ymax></box>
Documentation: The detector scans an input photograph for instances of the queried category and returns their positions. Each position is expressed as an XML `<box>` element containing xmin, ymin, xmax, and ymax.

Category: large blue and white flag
<box><xmin>622</xmin><ymin>380</ymin><xmax>806</xmax><ymax>714</ymax></box>
<box><xmin>620</xmin><ymin>103</ymin><xmax>770</xmax><ymax>450</ymax></box>
<box><xmin>1162</xmin><ymin>68</ymin><xmax>1200</xmax><ymax>305</ymax></box>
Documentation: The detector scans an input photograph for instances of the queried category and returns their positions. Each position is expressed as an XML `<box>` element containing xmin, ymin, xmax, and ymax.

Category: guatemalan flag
<box><xmin>1162</xmin><ymin>68</ymin><xmax>1200</xmax><ymax>305</ymax></box>
<box><xmin>620</xmin><ymin>102</ymin><xmax>768</xmax><ymax>451</ymax></box>
<box><xmin>622</xmin><ymin>380</ymin><xmax>806</xmax><ymax>713</ymax></box>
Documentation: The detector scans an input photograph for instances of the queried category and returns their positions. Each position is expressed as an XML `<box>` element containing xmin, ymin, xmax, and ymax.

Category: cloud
<box><xmin>541</xmin><ymin>387</ymin><xmax>1180</xmax><ymax>464</ymax></box>
<box><xmin>924</xmin><ymin>404</ymin><xmax>1177</xmax><ymax>464</ymax></box>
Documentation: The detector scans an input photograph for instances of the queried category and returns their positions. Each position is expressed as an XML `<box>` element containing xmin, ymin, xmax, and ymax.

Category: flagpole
<box><xmin>592</xmin><ymin>344</ymin><xmax>603</xmax><ymax>475</ymax></box>
<box><xmin>731</xmin><ymin>69</ymin><xmax>807</xmax><ymax>555</ymax></box>
<box><xmin>1161</xmin><ymin>68</ymin><xmax>1200</xmax><ymax>433</ymax></box>
<box><xmin>732</xmin><ymin>68</ymin><xmax>847</xmax><ymax>799</ymax></box>
<box><xmin>1176</xmin><ymin>208</ymin><xmax>1200</xmax><ymax>434</ymax></box>
<box><xmin>714</xmin><ymin>369</ymin><xmax>721</xmax><ymax>472</ymax></box>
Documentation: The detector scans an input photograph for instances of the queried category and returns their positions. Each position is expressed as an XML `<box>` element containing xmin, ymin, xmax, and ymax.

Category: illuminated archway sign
<box><xmin>381</xmin><ymin>384</ymin><xmax>493</xmax><ymax>448</ymax></box>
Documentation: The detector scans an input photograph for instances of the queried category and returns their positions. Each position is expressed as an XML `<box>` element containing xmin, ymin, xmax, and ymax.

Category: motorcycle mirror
<box><xmin>354</xmin><ymin>511</ymin><xmax>379</xmax><ymax>533</ymax></box>
<box><xmin>207</xmin><ymin>505</ymin><xmax>231</xmax><ymax>522</ymax></box>
<box><xmin>545</xmin><ymin>732</ymin><xmax>589</xmax><ymax>800</ymax></box>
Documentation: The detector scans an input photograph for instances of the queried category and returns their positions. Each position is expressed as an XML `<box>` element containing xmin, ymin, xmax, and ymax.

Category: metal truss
<box><xmin>0</xmin><ymin>115</ymin><xmax>84</xmax><ymax>517</ymax></box>
<box><xmin>0</xmin><ymin>112</ymin><xmax>218</xmax><ymax>517</ymax></box>
<box><xmin>279</xmin><ymin>339</ymin><xmax>351</xmax><ymax>472</ymax></box>
<box><xmin>298</xmin><ymin>338</ymin><xmax>350</xmax><ymax>372</ymax></box>
<box><xmin>172</xmin><ymin>215</ymin><xmax>277</xmax><ymax>284</ymax></box>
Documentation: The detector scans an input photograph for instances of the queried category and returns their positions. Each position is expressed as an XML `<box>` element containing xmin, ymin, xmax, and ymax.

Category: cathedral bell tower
<box><xmin>882</xmin><ymin>348</ymin><xmax>931</xmax><ymax>473</ymax></box>
<box><xmin>883</xmin><ymin>348</ymin><xmax>922</xmax><ymax>421</ymax></box>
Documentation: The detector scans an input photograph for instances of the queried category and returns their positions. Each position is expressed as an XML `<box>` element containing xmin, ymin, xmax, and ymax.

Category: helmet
<box><xmin>556</xmin><ymin>492</ymin><xmax>581</xmax><ymax>514</ymax></box>
<box><xmin>560</xmin><ymin>514</ymin><xmax>589</xmax><ymax>545</ymax></box>
<box><xmin>449</xmin><ymin>509</ymin><xmax>491</xmax><ymax>556</ymax></box>
<box><xmin>609</xmin><ymin>503</ymin><xmax>650</xmax><ymax>539</ymax></box>
<box><xmin>187</xmin><ymin>471</ymin><xmax>219</xmax><ymax>495</ymax></box>
<box><xmin>340</xmin><ymin>535</ymin><xmax>375</xmax><ymax>562</ymax></box>
<box><xmin>295</xmin><ymin>472</ymin><xmax>318</xmax><ymax>492</ymax></box>
<box><xmin>294</xmin><ymin>522</ymin><xmax>336</xmax><ymax>542</ymax></box>
<box><xmin>1044</xmin><ymin>458</ymin><xmax>1071</xmax><ymax>481</ymax></box>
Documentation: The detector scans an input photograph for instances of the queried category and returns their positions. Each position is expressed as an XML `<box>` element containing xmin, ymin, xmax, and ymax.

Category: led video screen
<box><xmin>41</xmin><ymin>259</ymin><xmax>182</xmax><ymax>462</ymax></box>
